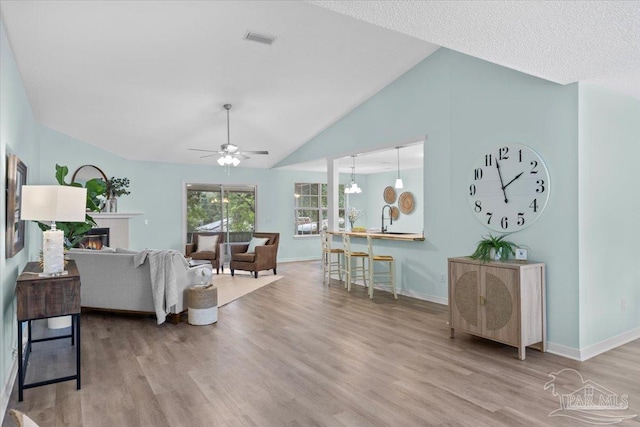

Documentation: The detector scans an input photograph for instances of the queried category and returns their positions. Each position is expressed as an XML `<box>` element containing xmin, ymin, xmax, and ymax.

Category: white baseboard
<box><xmin>579</xmin><ymin>326</ymin><xmax>640</xmax><ymax>361</ymax></box>
<box><xmin>546</xmin><ymin>342</ymin><xmax>583</xmax><ymax>361</ymax></box>
<box><xmin>1</xmin><ymin>354</ymin><xmax>18</xmax><ymax>419</ymax></box>
<box><xmin>546</xmin><ymin>327</ymin><xmax>640</xmax><ymax>361</ymax></box>
<box><xmin>400</xmin><ymin>289</ymin><xmax>448</xmax><ymax>306</ymax></box>
<box><xmin>278</xmin><ymin>256</ymin><xmax>322</xmax><ymax>263</ymax></box>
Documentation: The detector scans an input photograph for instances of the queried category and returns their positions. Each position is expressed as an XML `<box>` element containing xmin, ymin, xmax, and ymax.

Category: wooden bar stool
<box><xmin>321</xmin><ymin>231</ymin><xmax>343</xmax><ymax>285</ymax></box>
<box><xmin>342</xmin><ymin>233</ymin><xmax>368</xmax><ymax>292</ymax></box>
<box><xmin>367</xmin><ymin>235</ymin><xmax>397</xmax><ymax>299</ymax></box>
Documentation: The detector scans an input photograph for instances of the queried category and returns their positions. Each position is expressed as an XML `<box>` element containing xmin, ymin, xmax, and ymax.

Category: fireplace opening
<box><xmin>77</xmin><ymin>228</ymin><xmax>110</xmax><ymax>250</ymax></box>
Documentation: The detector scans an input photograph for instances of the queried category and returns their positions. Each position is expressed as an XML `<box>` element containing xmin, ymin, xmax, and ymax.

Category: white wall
<box><xmin>578</xmin><ymin>83</ymin><xmax>640</xmax><ymax>352</ymax></box>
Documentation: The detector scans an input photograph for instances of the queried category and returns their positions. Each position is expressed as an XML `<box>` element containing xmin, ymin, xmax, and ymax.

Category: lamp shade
<box><xmin>21</xmin><ymin>186</ymin><xmax>87</xmax><ymax>222</ymax></box>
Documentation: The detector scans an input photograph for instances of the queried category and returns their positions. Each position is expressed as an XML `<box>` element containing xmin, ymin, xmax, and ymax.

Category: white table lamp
<box><xmin>21</xmin><ymin>185</ymin><xmax>87</xmax><ymax>276</ymax></box>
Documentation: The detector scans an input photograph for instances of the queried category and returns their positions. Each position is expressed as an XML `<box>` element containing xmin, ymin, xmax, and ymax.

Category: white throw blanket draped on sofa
<box><xmin>134</xmin><ymin>249</ymin><xmax>188</xmax><ymax>324</ymax></box>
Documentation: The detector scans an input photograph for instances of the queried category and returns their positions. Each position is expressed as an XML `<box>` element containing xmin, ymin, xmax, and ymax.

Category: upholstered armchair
<box><xmin>230</xmin><ymin>232</ymin><xmax>279</xmax><ymax>278</ymax></box>
<box><xmin>185</xmin><ymin>232</ymin><xmax>225</xmax><ymax>274</ymax></box>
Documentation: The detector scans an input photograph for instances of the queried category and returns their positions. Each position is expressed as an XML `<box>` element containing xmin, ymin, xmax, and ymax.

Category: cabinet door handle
<box><xmin>479</xmin><ymin>296</ymin><xmax>486</xmax><ymax>306</ymax></box>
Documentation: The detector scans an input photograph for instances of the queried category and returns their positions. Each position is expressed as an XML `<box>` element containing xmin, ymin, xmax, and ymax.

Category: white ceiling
<box><xmin>1</xmin><ymin>1</ymin><xmax>638</xmax><ymax>172</ymax></box>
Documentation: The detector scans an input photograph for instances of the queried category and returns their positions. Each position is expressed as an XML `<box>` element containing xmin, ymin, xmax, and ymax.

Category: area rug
<box><xmin>213</xmin><ymin>271</ymin><xmax>283</xmax><ymax>307</ymax></box>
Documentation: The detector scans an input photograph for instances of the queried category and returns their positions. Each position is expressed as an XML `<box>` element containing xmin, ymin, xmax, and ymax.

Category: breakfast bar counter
<box><xmin>327</xmin><ymin>230</ymin><xmax>425</xmax><ymax>242</ymax></box>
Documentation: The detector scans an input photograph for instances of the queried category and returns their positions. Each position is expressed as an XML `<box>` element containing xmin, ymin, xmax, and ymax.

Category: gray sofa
<box><xmin>67</xmin><ymin>248</ymin><xmax>211</xmax><ymax>322</ymax></box>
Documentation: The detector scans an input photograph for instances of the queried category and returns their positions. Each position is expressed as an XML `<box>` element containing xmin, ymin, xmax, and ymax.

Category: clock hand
<box><xmin>503</xmin><ymin>172</ymin><xmax>524</xmax><ymax>190</ymax></box>
<box><xmin>495</xmin><ymin>161</ymin><xmax>508</xmax><ymax>203</ymax></box>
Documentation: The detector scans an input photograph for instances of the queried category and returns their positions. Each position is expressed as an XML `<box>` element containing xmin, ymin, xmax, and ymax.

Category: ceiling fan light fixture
<box><xmin>217</xmin><ymin>156</ymin><xmax>226</xmax><ymax>166</ymax></box>
<box><xmin>231</xmin><ymin>157</ymin><xmax>240</xmax><ymax>167</ymax></box>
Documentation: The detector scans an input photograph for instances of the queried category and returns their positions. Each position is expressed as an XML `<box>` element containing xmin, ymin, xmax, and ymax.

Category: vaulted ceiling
<box><xmin>1</xmin><ymin>1</ymin><xmax>638</xmax><ymax>171</ymax></box>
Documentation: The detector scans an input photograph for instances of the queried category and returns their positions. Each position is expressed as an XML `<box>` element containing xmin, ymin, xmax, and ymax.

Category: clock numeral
<box><xmin>517</xmin><ymin>213</ymin><xmax>525</xmax><ymax>226</ymax></box>
<box><xmin>530</xmin><ymin>160</ymin><xmax>538</xmax><ymax>174</ymax></box>
<box><xmin>499</xmin><ymin>146</ymin><xmax>509</xmax><ymax>160</ymax></box>
<box><xmin>519</xmin><ymin>149</ymin><xmax>522</xmax><ymax>162</ymax></box>
<box><xmin>530</xmin><ymin>198</ymin><xmax>538</xmax><ymax>212</ymax></box>
<box><xmin>474</xmin><ymin>168</ymin><xmax>483</xmax><ymax>180</ymax></box>
<box><xmin>486</xmin><ymin>212</ymin><xmax>493</xmax><ymax>225</ymax></box>
<box><xmin>474</xmin><ymin>201</ymin><xmax>482</xmax><ymax>213</ymax></box>
<box><xmin>469</xmin><ymin>184</ymin><xmax>476</xmax><ymax>196</ymax></box>
<box><xmin>536</xmin><ymin>179</ymin><xmax>545</xmax><ymax>193</ymax></box>
<box><xmin>501</xmin><ymin>216</ymin><xmax>509</xmax><ymax>229</ymax></box>
<box><xmin>485</xmin><ymin>154</ymin><xmax>493</xmax><ymax>166</ymax></box>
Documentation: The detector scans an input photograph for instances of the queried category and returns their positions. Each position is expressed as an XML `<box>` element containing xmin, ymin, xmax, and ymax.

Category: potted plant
<box><xmin>470</xmin><ymin>233</ymin><xmax>519</xmax><ymax>262</ymax></box>
<box><xmin>107</xmin><ymin>176</ymin><xmax>130</xmax><ymax>212</ymax></box>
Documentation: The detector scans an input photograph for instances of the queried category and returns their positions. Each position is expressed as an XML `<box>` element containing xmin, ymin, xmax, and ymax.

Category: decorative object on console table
<box><xmin>21</xmin><ymin>185</ymin><xmax>87</xmax><ymax>276</ymax></box>
<box><xmin>5</xmin><ymin>154</ymin><xmax>27</xmax><ymax>258</ymax></box>
<box><xmin>448</xmin><ymin>257</ymin><xmax>546</xmax><ymax>360</ymax></box>
<box><xmin>470</xmin><ymin>233</ymin><xmax>519</xmax><ymax>262</ymax></box>
<box><xmin>32</xmin><ymin>164</ymin><xmax>106</xmax><ymax>250</ymax></box>
<box><xmin>107</xmin><ymin>176</ymin><xmax>130</xmax><ymax>213</ymax></box>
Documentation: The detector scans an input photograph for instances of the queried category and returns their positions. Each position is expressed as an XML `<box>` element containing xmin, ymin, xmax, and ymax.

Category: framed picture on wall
<box><xmin>5</xmin><ymin>154</ymin><xmax>27</xmax><ymax>258</ymax></box>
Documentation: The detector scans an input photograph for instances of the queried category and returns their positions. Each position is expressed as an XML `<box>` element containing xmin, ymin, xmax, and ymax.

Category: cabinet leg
<box><xmin>450</xmin><ymin>328</ymin><xmax>455</xmax><ymax>338</ymax></box>
<box><xmin>18</xmin><ymin>321</ymin><xmax>23</xmax><ymax>402</ymax></box>
<box><xmin>76</xmin><ymin>314</ymin><xmax>81</xmax><ymax>390</ymax></box>
<box><xmin>518</xmin><ymin>346</ymin><xmax>526</xmax><ymax>360</ymax></box>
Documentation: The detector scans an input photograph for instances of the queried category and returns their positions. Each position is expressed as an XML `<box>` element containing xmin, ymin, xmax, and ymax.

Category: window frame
<box><xmin>294</xmin><ymin>182</ymin><xmax>344</xmax><ymax>236</ymax></box>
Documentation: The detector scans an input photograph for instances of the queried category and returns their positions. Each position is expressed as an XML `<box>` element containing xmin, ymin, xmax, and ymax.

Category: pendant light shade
<box><xmin>344</xmin><ymin>155</ymin><xmax>362</xmax><ymax>194</ymax></box>
<box><xmin>395</xmin><ymin>146</ymin><xmax>404</xmax><ymax>189</ymax></box>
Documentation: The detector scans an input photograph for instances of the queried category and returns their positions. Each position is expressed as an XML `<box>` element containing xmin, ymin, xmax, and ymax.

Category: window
<box><xmin>186</xmin><ymin>184</ymin><xmax>256</xmax><ymax>243</ymax></box>
<box><xmin>294</xmin><ymin>183</ymin><xmax>345</xmax><ymax>235</ymax></box>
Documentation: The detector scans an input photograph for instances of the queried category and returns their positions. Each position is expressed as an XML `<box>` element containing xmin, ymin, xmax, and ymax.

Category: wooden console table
<box><xmin>15</xmin><ymin>260</ymin><xmax>81</xmax><ymax>401</ymax></box>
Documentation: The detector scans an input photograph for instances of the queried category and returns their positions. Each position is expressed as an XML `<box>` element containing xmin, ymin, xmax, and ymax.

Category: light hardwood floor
<box><xmin>3</xmin><ymin>261</ymin><xmax>639</xmax><ymax>426</ymax></box>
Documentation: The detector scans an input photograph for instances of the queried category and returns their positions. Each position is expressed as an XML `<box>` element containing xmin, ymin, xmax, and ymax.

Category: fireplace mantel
<box><xmin>91</xmin><ymin>212</ymin><xmax>142</xmax><ymax>248</ymax></box>
<box><xmin>92</xmin><ymin>213</ymin><xmax>143</xmax><ymax>219</ymax></box>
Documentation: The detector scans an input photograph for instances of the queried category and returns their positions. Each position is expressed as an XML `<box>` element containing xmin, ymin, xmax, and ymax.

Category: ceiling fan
<box><xmin>189</xmin><ymin>104</ymin><xmax>269</xmax><ymax>166</ymax></box>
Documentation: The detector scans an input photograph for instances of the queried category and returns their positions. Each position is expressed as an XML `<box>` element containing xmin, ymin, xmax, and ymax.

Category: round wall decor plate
<box><xmin>398</xmin><ymin>192</ymin><xmax>415</xmax><ymax>214</ymax></box>
<box><xmin>390</xmin><ymin>206</ymin><xmax>400</xmax><ymax>221</ymax></box>
<box><xmin>383</xmin><ymin>186</ymin><xmax>397</xmax><ymax>204</ymax></box>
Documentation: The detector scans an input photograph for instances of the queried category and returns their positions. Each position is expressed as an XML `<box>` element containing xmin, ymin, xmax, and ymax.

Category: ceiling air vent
<box><xmin>244</xmin><ymin>31</ymin><xmax>276</xmax><ymax>46</ymax></box>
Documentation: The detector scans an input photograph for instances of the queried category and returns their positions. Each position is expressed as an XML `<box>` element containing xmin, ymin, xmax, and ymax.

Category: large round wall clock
<box><xmin>468</xmin><ymin>143</ymin><xmax>550</xmax><ymax>232</ymax></box>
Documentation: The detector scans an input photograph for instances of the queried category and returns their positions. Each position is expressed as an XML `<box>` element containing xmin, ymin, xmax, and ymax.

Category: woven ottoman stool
<box><xmin>187</xmin><ymin>284</ymin><xmax>218</xmax><ymax>325</ymax></box>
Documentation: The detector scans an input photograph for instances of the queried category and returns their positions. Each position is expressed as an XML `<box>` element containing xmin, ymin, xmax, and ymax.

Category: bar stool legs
<box><xmin>342</xmin><ymin>233</ymin><xmax>368</xmax><ymax>292</ymax></box>
<box><xmin>367</xmin><ymin>236</ymin><xmax>397</xmax><ymax>299</ymax></box>
<box><xmin>321</xmin><ymin>231</ymin><xmax>343</xmax><ymax>285</ymax></box>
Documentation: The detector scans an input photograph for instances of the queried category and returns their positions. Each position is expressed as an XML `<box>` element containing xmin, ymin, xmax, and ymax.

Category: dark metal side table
<box><xmin>15</xmin><ymin>260</ymin><xmax>81</xmax><ymax>401</ymax></box>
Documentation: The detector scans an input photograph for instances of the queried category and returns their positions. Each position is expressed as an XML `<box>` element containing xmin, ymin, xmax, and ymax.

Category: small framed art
<box><xmin>6</xmin><ymin>154</ymin><xmax>27</xmax><ymax>258</ymax></box>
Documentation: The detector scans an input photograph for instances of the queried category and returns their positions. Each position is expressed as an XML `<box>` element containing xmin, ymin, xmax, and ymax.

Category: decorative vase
<box><xmin>492</xmin><ymin>248</ymin><xmax>503</xmax><ymax>261</ymax></box>
<box><xmin>349</xmin><ymin>219</ymin><xmax>355</xmax><ymax>230</ymax></box>
<box><xmin>108</xmin><ymin>197</ymin><xmax>118</xmax><ymax>213</ymax></box>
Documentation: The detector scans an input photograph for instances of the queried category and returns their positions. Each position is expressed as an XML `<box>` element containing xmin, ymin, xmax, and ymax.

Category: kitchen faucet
<box><xmin>381</xmin><ymin>204</ymin><xmax>393</xmax><ymax>233</ymax></box>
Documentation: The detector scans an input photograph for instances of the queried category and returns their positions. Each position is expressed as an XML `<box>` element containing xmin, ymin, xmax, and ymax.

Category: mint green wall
<box><xmin>362</xmin><ymin>168</ymin><xmax>423</xmax><ymax>233</ymax></box>
<box><xmin>0</xmin><ymin>22</ymin><xmax>41</xmax><ymax>411</ymax></box>
<box><xmin>277</xmin><ymin>48</ymin><xmax>580</xmax><ymax>349</ymax></box>
<box><xmin>578</xmin><ymin>83</ymin><xmax>640</xmax><ymax>348</ymax></box>
<box><xmin>36</xmin><ymin>126</ymin><xmax>340</xmax><ymax>261</ymax></box>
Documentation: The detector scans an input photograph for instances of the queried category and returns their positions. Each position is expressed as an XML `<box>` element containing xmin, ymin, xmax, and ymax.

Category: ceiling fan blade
<box><xmin>189</xmin><ymin>148</ymin><xmax>218</xmax><ymax>153</ymax></box>
<box><xmin>235</xmin><ymin>153</ymin><xmax>250</xmax><ymax>160</ymax></box>
<box><xmin>199</xmin><ymin>154</ymin><xmax>219</xmax><ymax>159</ymax></box>
<box><xmin>240</xmin><ymin>150</ymin><xmax>269</xmax><ymax>155</ymax></box>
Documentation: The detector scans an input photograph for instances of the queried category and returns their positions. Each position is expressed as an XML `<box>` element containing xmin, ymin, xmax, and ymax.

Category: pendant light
<box><xmin>344</xmin><ymin>155</ymin><xmax>362</xmax><ymax>194</ymax></box>
<box><xmin>394</xmin><ymin>146</ymin><xmax>404</xmax><ymax>189</ymax></box>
